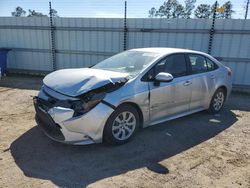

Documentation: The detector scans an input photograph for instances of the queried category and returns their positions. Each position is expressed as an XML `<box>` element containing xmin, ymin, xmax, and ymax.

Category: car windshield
<box><xmin>92</xmin><ymin>51</ymin><xmax>160</xmax><ymax>78</ymax></box>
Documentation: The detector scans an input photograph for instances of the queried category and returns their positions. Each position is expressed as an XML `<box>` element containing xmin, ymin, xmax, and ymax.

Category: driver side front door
<box><xmin>148</xmin><ymin>53</ymin><xmax>192</xmax><ymax>125</ymax></box>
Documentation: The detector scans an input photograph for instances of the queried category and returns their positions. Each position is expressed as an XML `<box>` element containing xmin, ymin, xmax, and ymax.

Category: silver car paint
<box><xmin>43</xmin><ymin>68</ymin><xmax>129</xmax><ymax>97</ymax></box>
<box><xmin>104</xmin><ymin>50</ymin><xmax>232</xmax><ymax>126</ymax></box>
<box><xmin>37</xmin><ymin>48</ymin><xmax>232</xmax><ymax>144</ymax></box>
<box><xmin>149</xmin><ymin>75</ymin><xmax>192</xmax><ymax>124</ymax></box>
<box><xmin>38</xmin><ymin>88</ymin><xmax>114</xmax><ymax>144</ymax></box>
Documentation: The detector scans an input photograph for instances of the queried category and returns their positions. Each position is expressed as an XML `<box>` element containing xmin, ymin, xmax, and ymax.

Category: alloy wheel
<box><xmin>112</xmin><ymin>111</ymin><xmax>136</xmax><ymax>141</ymax></box>
<box><xmin>213</xmin><ymin>91</ymin><xmax>225</xmax><ymax>111</ymax></box>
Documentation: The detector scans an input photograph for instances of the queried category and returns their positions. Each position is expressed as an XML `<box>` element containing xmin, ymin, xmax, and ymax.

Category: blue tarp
<box><xmin>0</xmin><ymin>48</ymin><xmax>11</xmax><ymax>76</ymax></box>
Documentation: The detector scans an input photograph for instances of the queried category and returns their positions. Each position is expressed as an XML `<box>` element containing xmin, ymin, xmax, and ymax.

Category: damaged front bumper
<box><xmin>33</xmin><ymin>97</ymin><xmax>114</xmax><ymax>145</ymax></box>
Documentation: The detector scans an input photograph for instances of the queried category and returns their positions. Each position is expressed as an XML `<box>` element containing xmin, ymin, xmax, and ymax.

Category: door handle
<box><xmin>183</xmin><ymin>81</ymin><xmax>192</xmax><ymax>86</ymax></box>
<box><xmin>210</xmin><ymin>75</ymin><xmax>215</xmax><ymax>79</ymax></box>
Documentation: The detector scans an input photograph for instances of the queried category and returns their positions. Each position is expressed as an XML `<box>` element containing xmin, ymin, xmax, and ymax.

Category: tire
<box><xmin>103</xmin><ymin>104</ymin><xmax>140</xmax><ymax>145</ymax></box>
<box><xmin>208</xmin><ymin>88</ymin><xmax>226</xmax><ymax>114</ymax></box>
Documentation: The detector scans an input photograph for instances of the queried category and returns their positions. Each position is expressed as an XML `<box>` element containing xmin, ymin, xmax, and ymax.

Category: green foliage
<box><xmin>50</xmin><ymin>9</ymin><xmax>59</xmax><ymax>17</ymax></box>
<box><xmin>27</xmin><ymin>10</ymin><xmax>48</xmax><ymax>17</ymax></box>
<box><xmin>194</xmin><ymin>4</ymin><xmax>211</xmax><ymax>18</ymax></box>
<box><xmin>221</xmin><ymin>1</ymin><xmax>234</xmax><ymax>19</ymax></box>
<box><xmin>149</xmin><ymin>7</ymin><xmax>157</xmax><ymax>18</ymax></box>
<box><xmin>148</xmin><ymin>0</ymin><xmax>186</xmax><ymax>18</ymax></box>
<box><xmin>209</xmin><ymin>1</ymin><xmax>234</xmax><ymax>19</ymax></box>
<box><xmin>11</xmin><ymin>6</ymin><xmax>59</xmax><ymax>17</ymax></box>
<box><xmin>149</xmin><ymin>0</ymin><xmax>234</xmax><ymax>19</ymax></box>
<box><xmin>11</xmin><ymin>6</ymin><xmax>26</xmax><ymax>17</ymax></box>
<box><xmin>183</xmin><ymin>0</ymin><xmax>196</xmax><ymax>18</ymax></box>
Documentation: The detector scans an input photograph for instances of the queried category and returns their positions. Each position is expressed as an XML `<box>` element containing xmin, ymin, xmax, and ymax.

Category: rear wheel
<box><xmin>208</xmin><ymin>88</ymin><xmax>226</xmax><ymax>114</ymax></box>
<box><xmin>103</xmin><ymin>104</ymin><xmax>139</xmax><ymax>145</ymax></box>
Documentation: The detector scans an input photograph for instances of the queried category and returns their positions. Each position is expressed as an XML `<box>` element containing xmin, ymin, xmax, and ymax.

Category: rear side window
<box><xmin>206</xmin><ymin>58</ymin><xmax>218</xmax><ymax>71</ymax></box>
<box><xmin>188</xmin><ymin>54</ymin><xmax>207</xmax><ymax>74</ymax></box>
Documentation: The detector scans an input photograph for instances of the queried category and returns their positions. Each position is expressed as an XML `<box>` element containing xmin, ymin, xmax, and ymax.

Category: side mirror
<box><xmin>155</xmin><ymin>72</ymin><xmax>173</xmax><ymax>82</ymax></box>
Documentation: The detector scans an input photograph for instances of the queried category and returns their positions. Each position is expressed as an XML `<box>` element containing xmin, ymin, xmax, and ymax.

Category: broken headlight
<box><xmin>71</xmin><ymin>92</ymin><xmax>105</xmax><ymax>117</ymax></box>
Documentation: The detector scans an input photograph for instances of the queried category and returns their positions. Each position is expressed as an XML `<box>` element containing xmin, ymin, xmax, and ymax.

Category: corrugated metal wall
<box><xmin>0</xmin><ymin>17</ymin><xmax>249</xmax><ymax>87</ymax></box>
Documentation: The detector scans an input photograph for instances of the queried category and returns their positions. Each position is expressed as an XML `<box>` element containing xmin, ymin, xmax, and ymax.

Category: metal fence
<box><xmin>0</xmin><ymin>17</ymin><xmax>250</xmax><ymax>88</ymax></box>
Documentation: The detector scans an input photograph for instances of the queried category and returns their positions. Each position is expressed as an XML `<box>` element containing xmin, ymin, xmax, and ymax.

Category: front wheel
<box><xmin>103</xmin><ymin>104</ymin><xmax>140</xmax><ymax>145</ymax></box>
<box><xmin>208</xmin><ymin>88</ymin><xmax>226</xmax><ymax>114</ymax></box>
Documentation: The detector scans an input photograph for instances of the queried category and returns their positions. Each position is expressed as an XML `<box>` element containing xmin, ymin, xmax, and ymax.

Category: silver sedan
<box><xmin>34</xmin><ymin>48</ymin><xmax>232</xmax><ymax>145</ymax></box>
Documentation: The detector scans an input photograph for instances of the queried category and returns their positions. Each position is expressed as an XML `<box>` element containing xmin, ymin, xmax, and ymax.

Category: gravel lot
<box><xmin>0</xmin><ymin>75</ymin><xmax>249</xmax><ymax>188</ymax></box>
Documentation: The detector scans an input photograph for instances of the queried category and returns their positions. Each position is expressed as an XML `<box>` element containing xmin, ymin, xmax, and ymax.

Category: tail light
<box><xmin>226</xmin><ymin>67</ymin><xmax>232</xmax><ymax>76</ymax></box>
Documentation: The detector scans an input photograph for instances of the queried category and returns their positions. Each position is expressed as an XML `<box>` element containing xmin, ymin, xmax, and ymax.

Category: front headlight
<box><xmin>71</xmin><ymin>92</ymin><xmax>105</xmax><ymax>117</ymax></box>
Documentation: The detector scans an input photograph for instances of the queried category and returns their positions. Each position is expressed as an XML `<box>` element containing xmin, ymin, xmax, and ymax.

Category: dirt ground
<box><xmin>0</xmin><ymin>75</ymin><xmax>249</xmax><ymax>188</ymax></box>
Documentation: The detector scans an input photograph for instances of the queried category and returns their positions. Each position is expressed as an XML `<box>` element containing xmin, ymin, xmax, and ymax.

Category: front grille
<box><xmin>34</xmin><ymin>97</ymin><xmax>65</xmax><ymax>141</ymax></box>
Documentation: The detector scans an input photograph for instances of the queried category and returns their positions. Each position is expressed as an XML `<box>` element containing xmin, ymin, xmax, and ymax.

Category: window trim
<box><xmin>185</xmin><ymin>53</ymin><xmax>218</xmax><ymax>75</ymax></box>
<box><xmin>141</xmin><ymin>52</ymin><xmax>189</xmax><ymax>82</ymax></box>
<box><xmin>205</xmin><ymin>57</ymin><xmax>219</xmax><ymax>72</ymax></box>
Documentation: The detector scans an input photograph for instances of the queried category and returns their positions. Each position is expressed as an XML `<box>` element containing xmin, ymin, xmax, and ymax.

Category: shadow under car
<box><xmin>10</xmin><ymin>106</ymin><xmax>237</xmax><ymax>187</ymax></box>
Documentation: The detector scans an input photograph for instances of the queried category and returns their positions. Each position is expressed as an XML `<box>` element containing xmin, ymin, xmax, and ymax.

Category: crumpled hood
<box><xmin>43</xmin><ymin>68</ymin><xmax>129</xmax><ymax>97</ymax></box>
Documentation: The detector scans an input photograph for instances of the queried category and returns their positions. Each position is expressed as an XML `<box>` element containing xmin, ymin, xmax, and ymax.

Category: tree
<box><xmin>27</xmin><ymin>9</ymin><xmax>48</xmax><ymax>17</ymax></box>
<box><xmin>183</xmin><ymin>0</ymin><xmax>196</xmax><ymax>18</ymax></box>
<box><xmin>210</xmin><ymin>2</ymin><xmax>220</xmax><ymax>18</ymax></box>
<box><xmin>209</xmin><ymin>1</ymin><xmax>234</xmax><ymax>19</ymax></box>
<box><xmin>149</xmin><ymin>0</ymin><xmax>185</xmax><ymax>18</ymax></box>
<box><xmin>156</xmin><ymin>0</ymin><xmax>173</xmax><ymax>18</ymax></box>
<box><xmin>173</xmin><ymin>4</ymin><xmax>185</xmax><ymax>18</ymax></box>
<box><xmin>221</xmin><ymin>1</ymin><xmax>234</xmax><ymax>18</ymax></box>
<box><xmin>194</xmin><ymin>4</ymin><xmax>211</xmax><ymax>18</ymax></box>
<box><xmin>50</xmin><ymin>9</ymin><xmax>59</xmax><ymax>17</ymax></box>
<box><xmin>149</xmin><ymin>7</ymin><xmax>157</xmax><ymax>17</ymax></box>
<box><xmin>11</xmin><ymin>6</ymin><xmax>26</xmax><ymax>17</ymax></box>
<box><xmin>149</xmin><ymin>0</ymin><xmax>234</xmax><ymax>19</ymax></box>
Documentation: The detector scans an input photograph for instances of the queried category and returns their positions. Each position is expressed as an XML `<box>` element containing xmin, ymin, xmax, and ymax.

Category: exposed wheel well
<box><xmin>117</xmin><ymin>102</ymin><xmax>144</xmax><ymax>128</ymax></box>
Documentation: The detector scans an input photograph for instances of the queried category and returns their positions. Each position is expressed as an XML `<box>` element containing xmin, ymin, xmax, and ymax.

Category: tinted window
<box><xmin>188</xmin><ymin>54</ymin><xmax>207</xmax><ymax>74</ymax></box>
<box><xmin>152</xmin><ymin>54</ymin><xmax>187</xmax><ymax>78</ymax></box>
<box><xmin>206</xmin><ymin>58</ymin><xmax>217</xmax><ymax>71</ymax></box>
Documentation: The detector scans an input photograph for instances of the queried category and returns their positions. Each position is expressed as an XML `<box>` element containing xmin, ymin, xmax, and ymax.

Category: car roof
<box><xmin>128</xmin><ymin>47</ymin><xmax>223</xmax><ymax>74</ymax></box>
<box><xmin>129</xmin><ymin>47</ymin><xmax>207</xmax><ymax>56</ymax></box>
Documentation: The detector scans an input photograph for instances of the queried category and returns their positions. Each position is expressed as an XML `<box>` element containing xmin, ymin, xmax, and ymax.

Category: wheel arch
<box><xmin>216</xmin><ymin>85</ymin><xmax>227</xmax><ymax>99</ymax></box>
<box><xmin>102</xmin><ymin>101</ymin><xmax>144</xmax><ymax>144</ymax></box>
<box><xmin>116</xmin><ymin>102</ymin><xmax>144</xmax><ymax>128</ymax></box>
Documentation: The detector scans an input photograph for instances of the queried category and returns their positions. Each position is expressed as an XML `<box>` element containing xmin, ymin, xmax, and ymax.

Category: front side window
<box><xmin>164</xmin><ymin>54</ymin><xmax>187</xmax><ymax>77</ymax></box>
<box><xmin>148</xmin><ymin>54</ymin><xmax>187</xmax><ymax>79</ymax></box>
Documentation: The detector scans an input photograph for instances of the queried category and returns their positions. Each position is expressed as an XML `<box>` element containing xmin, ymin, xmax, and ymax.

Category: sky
<box><xmin>0</xmin><ymin>0</ymin><xmax>248</xmax><ymax>19</ymax></box>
